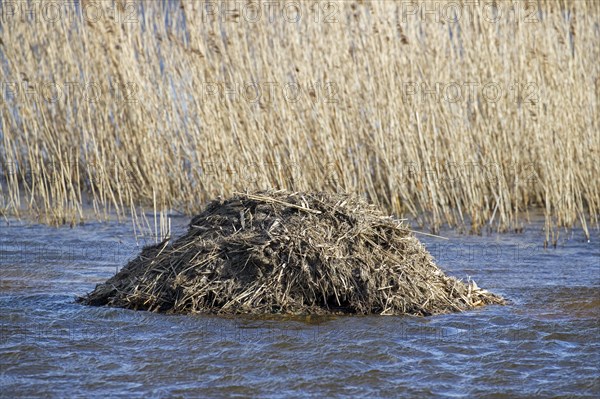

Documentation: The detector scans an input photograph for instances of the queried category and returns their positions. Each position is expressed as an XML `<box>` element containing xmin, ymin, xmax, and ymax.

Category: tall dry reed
<box><xmin>1</xmin><ymin>0</ymin><xmax>598</xmax><ymax>243</ymax></box>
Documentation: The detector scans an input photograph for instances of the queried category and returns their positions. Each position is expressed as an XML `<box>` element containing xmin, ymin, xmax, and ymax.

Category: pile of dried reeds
<box><xmin>80</xmin><ymin>191</ymin><xmax>504</xmax><ymax>315</ymax></box>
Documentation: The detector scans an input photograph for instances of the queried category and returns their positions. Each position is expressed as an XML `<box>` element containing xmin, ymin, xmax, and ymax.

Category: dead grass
<box><xmin>79</xmin><ymin>190</ymin><xmax>504</xmax><ymax>315</ymax></box>
<box><xmin>0</xmin><ymin>0</ymin><xmax>598</xmax><ymax>244</ymax></box>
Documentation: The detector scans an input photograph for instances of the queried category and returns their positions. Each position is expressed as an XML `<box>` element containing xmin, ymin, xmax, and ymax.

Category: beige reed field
<box><xmin>0</xmin><ymin>0</ymin><xmax>598</xmax><ymax>241</ymax></box>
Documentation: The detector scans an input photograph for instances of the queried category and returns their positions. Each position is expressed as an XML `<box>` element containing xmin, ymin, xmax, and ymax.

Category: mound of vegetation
<box><xmin>80</xmin><ymin>191</ymin><xmax>504</xmax><ymax>315</ymax></box>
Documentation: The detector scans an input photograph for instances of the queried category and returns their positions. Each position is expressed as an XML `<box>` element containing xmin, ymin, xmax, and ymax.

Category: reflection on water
<box><xmin>1</xmin><ymin>217</ymin><xmax>598</xmax><ymax>398</ymax></box>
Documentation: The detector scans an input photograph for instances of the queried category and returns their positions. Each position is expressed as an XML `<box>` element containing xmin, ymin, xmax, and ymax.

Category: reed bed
<box><xmin>79</xmin><ymin>190</ymin><xmax>504</xmax><ymax>315</ymax></box>
<box><xmin>0</xmin><ymin>0</ymin><xmax>598</xmax><ymax>242</ymax></box>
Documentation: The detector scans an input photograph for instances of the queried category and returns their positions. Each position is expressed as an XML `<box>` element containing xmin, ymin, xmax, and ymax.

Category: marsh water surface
<box><xmin>1</xmin><ymin>216</ymin><xmax>598</xmax><ymax>398</ymax></box>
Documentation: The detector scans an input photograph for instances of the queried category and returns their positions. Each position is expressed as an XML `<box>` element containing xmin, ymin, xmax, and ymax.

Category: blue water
<box><xmin>1</xmin><ymin>216</ymin><xmax>598</xmax><ymax>398</ymax></box>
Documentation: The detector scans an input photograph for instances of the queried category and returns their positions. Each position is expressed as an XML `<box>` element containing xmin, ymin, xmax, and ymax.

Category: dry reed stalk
<box><xmin>0</xmin><ymin>1</ymin><xmax>597</xmax><ymax>239</ymax></box>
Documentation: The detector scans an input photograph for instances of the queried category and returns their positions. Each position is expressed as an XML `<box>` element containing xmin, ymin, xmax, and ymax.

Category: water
<box><xmin>1</xmin><ymin>216</ymin><xmax>598</xmax><ymax>398</ymax></box>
